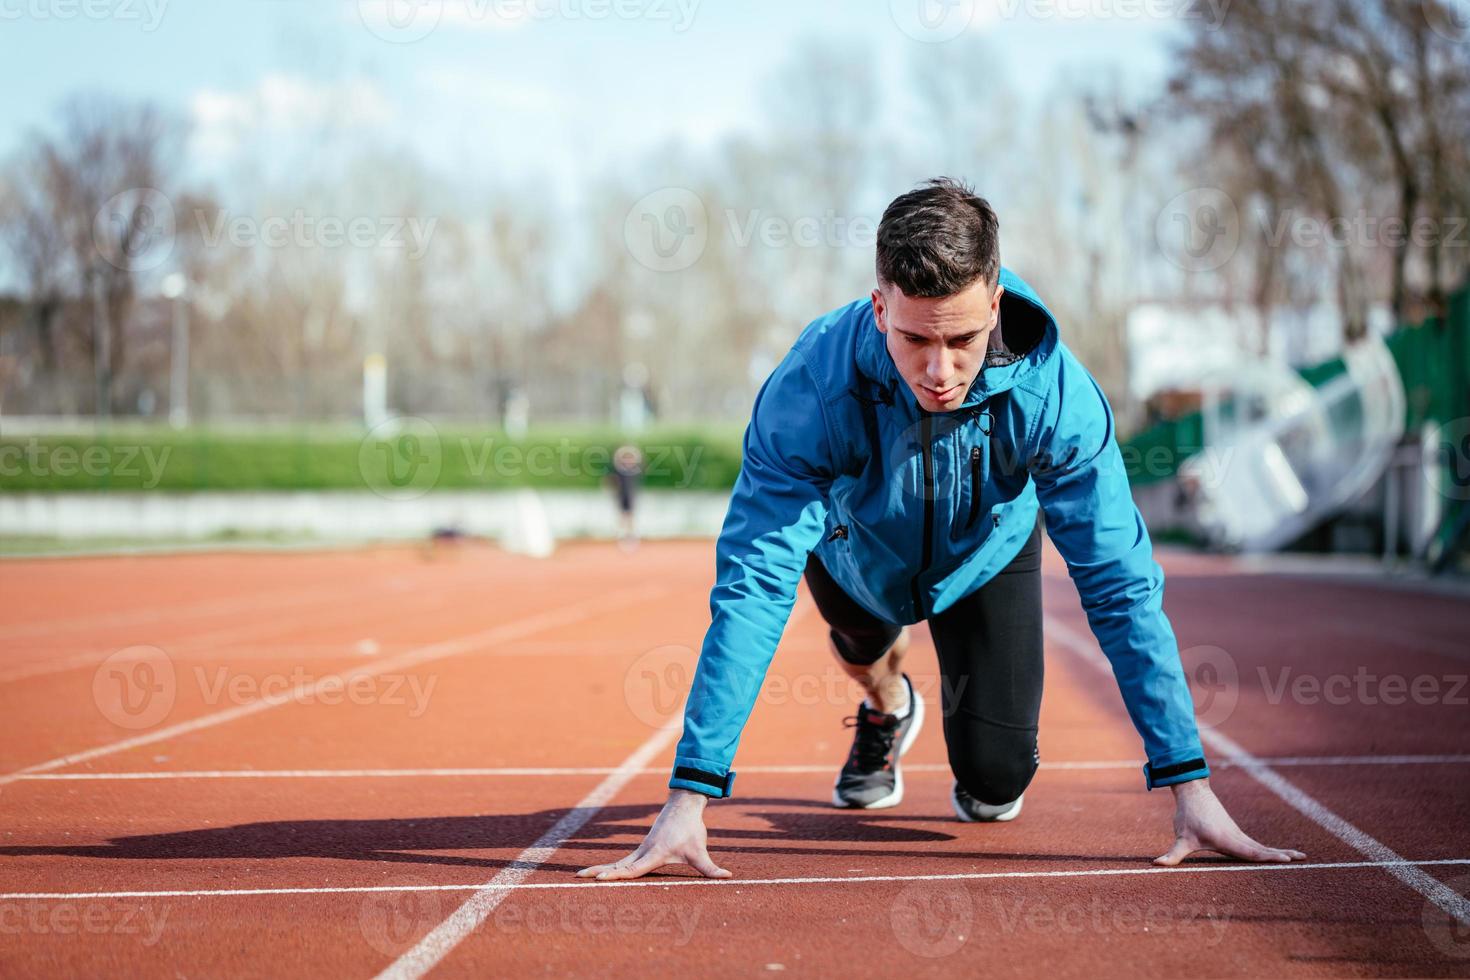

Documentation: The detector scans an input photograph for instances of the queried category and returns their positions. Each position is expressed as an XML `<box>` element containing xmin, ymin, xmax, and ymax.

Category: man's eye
<box><xmin>904</xmin><ymin>336</ymin><xmax>925</xmax><ymax>345</ymax></box>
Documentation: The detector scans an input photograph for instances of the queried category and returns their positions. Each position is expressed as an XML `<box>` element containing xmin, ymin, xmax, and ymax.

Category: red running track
<box><xmin>0</xmin><ymin>540</ymin><xmax>1467</xmax><ymax>977</ymax></box>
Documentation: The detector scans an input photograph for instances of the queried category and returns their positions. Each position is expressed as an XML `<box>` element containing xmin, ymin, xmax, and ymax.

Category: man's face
<box><xmin>871</xmin><ymin>277</ymin><xmax>1004</xmax><ymax>413</ymax></box>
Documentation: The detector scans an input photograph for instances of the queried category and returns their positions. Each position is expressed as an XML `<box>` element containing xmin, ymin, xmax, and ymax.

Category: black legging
<box><xmin>803</xmin><ymin>513</ymin><xmax>1045</xmax><ymax>806</ymax></box>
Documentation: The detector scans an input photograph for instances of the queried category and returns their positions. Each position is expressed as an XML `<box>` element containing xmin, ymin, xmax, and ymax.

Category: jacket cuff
<box><xmin>669</xmin><ymin>757</ymin><xmax>736</xmax><ymax>799</ymax></box>
<box><xmin>1143</xmin><ymin>756</ymin><xmax>1209</xmax><ymax>789</ymax></box>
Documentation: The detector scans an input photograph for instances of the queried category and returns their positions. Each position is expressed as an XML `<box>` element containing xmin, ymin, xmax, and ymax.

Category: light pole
<box><xmin>91</xmin><ymin>272</ymin><xmax>112</xmax><ymax>420</ymax></box>
<box><xmin>161</xmin><ymin>272</ymin><xmax>189</xmax><ymax>429</ymax></box>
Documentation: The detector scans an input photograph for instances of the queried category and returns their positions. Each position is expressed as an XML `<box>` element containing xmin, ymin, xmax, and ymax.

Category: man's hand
<box><xmin>1155</xmin><ymin>777</ymin><xmax>1306</xmax><ymax>866</ymax></box>
<box><xmin>577</xmin><ymin>789</ymin><xmax>732</xmax><ymax>881</ymax></box>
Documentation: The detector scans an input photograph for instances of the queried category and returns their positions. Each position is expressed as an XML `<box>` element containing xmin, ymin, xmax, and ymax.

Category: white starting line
<box><xmin>10</xmin><ymin>754</ymin><xmax>1470</xmax><ymax>782</ymax></box>
<box><xmin>2</xmin><ymin>858</ymin><xmax>1468</xmax><ymax>902</ymax></box>
<box><xmin>3</xmin><ymin>592</ymin><xmax>1465</xmax><ymax>973</ymax></box>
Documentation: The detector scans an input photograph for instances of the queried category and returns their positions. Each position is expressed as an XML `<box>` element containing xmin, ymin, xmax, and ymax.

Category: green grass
<box><xmin>0</xmin><ymin>530</ymin><xmax>340</xmax><ymax>557</ymax></box>
<box><xmin>0</xmin><ymin>423</ymin><xmax>746</xmax><ymax>493</ymax></box>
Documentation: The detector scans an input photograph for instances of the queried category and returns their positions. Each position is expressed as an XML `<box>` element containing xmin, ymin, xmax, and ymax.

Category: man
<box><xmin>580</xmin><ymin>179</ymin><xmax>1304</xmax><ymax>881</ymax></box>
<box><xmin>607</xmin><ymin>444</ymin><xmax>644</xmax><ymax>552</ymax></box>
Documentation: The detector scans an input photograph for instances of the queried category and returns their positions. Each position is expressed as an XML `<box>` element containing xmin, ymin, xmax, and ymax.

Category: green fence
<box><xmin>1387</xmin><ymin>286</ymin><xmax>1470</xmax><ymax>433</ymax></box>
<box><xmin>1392</xmin><ymin>288</ymin><xmax>1470</xmax><ymax>563</ymax></box>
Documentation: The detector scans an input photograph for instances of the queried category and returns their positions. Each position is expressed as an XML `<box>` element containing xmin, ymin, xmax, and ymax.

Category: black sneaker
<box><xmin>951</xmin><ymin>781</ymin><xmax>1023</xmax><ymax>822</ymax></box>
<box><xmin>832</xmin><ymin>674</ymin><xmax>924</xmax><ymax>809</ymax></box>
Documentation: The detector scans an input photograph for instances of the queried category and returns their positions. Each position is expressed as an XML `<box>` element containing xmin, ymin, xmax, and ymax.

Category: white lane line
<box><xmin>3</xmin><ymin>858</ymin><xmax>1468</xmax><ymax>902</ymax></box>
<box><xmin>1042</xmin><ymin>574</ymin><xmax>1469</xmax><ymax>662</ymax></box>
<box><xmin>373</xmin><ymin>713</ymin><xmax>686</xmax><ymax>980</ymax></box>
<box><xmin>0</xmin><ymin>585</ymin><xmax>666</xmax><ymax>789</ymax></box>
<box><xmin>1044</xmin><ymin>614</ymin><xmax>1470</xmax><ymax>928</ymax></box>
<box><xmin>370</xmin><ymin>595</ymin><xmax>817</xmax><ymax>979</ymax></box>
<box><xmin>0</xmin><ymin>577</ymin><xmax>402</xmax><ymax>641</ymax></box>
<box><xmin>16</xmin><ymin>754</ymin><xmax>1470</xmax><ymax>781</ymax></box>
<box><xmin>0</xmin><ymin>615</ymin><xmax>378</xmax><ymax>684</ymax></box>
<box><xmin>0</xmin><ymin>570</ymin><xmax>500</xmax><ymax>685</ymax></box>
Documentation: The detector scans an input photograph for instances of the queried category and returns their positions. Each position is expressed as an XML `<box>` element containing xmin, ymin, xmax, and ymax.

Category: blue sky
<box><xmin>0</xmin><ymin>0</ymin><xmax>1186</xmax><ymax>186</ymax></box>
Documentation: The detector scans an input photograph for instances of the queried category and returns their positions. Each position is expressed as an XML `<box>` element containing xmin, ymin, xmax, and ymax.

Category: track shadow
<box><xmin>0</xmin><ymin>798</ymin><xmax>1144</xmax><ymax>874</ymax></box>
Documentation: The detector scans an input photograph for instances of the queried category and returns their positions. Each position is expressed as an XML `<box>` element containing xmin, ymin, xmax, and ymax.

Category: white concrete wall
<box><xmin>0</xmin><ymin>490</ymin><xmax>731</xmax><ymax>542</ymax></box>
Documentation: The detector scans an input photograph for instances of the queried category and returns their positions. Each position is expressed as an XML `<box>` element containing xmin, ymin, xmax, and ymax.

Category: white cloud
<box><xmin>418</xmin><ymin>66</ymin><xmax>560</xmax><ymax>113</ymax></box>
<box><xmin>190</xmin><ymin>74</ymin><xmax>397</xmax><ymax>163</ymax></box>
<box><xmin>947</xmin><ymin>0</ymin><xmax>1200</xmax><ymax>32</ymax></box>
<box><xmin>437</xmin><ymin>0</ymin><xmax>534</xmax><ymax>30</ymax></box>
<box><xmin>354</xmin><ymin>0</ymin><xmax>534</xmax><ymax>38</ymax></box>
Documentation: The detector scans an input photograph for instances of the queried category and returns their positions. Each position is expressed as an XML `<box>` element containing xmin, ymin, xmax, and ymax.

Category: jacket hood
<box><xmin>854</xmin><ymin>266</ymin><xmax>1060</xmax><ymax>410</ymax></box>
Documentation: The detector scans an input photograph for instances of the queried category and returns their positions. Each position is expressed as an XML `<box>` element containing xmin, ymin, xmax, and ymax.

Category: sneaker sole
<box><xmin>951</xmin><ymin>788</ymin><xmax>1023</xmax><ymax>823</ymax></box>
<box><xmin>832</xmin><ymin>682</ymin><xmax>925</xmax><ymax>810</ymax></box>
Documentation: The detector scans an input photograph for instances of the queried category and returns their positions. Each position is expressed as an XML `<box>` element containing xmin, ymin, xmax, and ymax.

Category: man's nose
<box><xmin>926</xmin><ymin>349</ymin><xmax>954</xmax><ymax>383</ymax></box>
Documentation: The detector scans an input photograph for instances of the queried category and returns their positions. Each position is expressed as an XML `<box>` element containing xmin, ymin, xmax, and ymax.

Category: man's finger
<box><xmin>595</xmin><ymin>850</ymin><xmax>667</xmax><ymax>881</ymax></box>
<box><xmin>573</xmin><ymin>863</ymin><xmax>626</xmax><ymax>881</ymax></box>
<box><xmin>578</xmin><ymin>848</ymin><xmax>648</xmax><ymax>878</ymax></box>
<box><xmin>687</xmin><ymin>848</ymin><xmax>733</xmax><ymax>879</ymax></box>
<box><xmin>1212</xmin><ymin>829</ymin><xmax>1311</xmax><ymax>863</ymax></box>
<box><xmin>577</xmin><ymin>853</ymin><xmax>636</xmax><ymax>878</ymax></box>
<box><xmin>1239</xmin><ymin>843</ymin><xmax>1307</xmax><ymax>863</ymax></box>
<box><xmin>1153</xmin><ymin>837</ymin><xmax>1197</xmax><ymax>866</ymax></box>
<box><xmin>1215</xmin><ymin>832</ymin><xmax>1289</xmax><ymax>863</ymax></box>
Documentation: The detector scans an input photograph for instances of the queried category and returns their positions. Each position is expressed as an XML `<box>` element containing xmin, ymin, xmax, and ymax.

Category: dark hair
<box><xmin>875</xmin><ymin>178</ymin><xmax>1000</xmax><ymax>297</ymax></box>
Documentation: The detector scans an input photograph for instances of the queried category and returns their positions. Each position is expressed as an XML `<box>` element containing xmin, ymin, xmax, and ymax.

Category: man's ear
<box><xmin>870</xmin><ymin>287</ymin><xmax>887</xmax><ymax>333</ymax></box>
<box><xmin>991</xmin><ymin>283</ymin><xmax>1006</xmax><ymax>317</ymax></box>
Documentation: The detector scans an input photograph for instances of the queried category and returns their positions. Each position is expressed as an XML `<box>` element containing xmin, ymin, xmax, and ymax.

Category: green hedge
<box><xmin>0</xmin><ymin>424</ymin><xmax>746</xmax><ymax>493</ymax></box>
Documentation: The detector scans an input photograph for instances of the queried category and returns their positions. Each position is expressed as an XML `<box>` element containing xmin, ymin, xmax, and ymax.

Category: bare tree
<box><xmin>908</xmin><ymin>35</ymin><xmax>1016</xmax><ymax>184</ymax></box>
<box><xmin>0</xmin><ymin>162</ymin><xmax>74</xmax><ymax>373</ymax></box>
<box><xmin>41</xmin><ymin>97</ymin><xmax>185</xmax><ymax>411</ymax></box>
<box><xmin>758</xmin><ymin>40</ymin><xmax>884</xmax><ymax>317</ymax></box>
<box><xmin>1169</xmin><ymin>0</ymin><xmax>1470</xmax><ymax>337</ymax></box>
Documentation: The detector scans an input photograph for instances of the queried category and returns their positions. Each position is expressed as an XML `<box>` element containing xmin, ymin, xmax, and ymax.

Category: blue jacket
<box><xmin>669</xmin><ymin>268</ymin><xmax>1208</xmax><ymax>798</ymax></box>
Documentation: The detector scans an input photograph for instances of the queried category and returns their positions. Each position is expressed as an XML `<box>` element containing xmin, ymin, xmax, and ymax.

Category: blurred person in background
<box><xmin>608</xmin><ymin>444</ymin><xmax>644</xmax><ymax>552</ymax></box>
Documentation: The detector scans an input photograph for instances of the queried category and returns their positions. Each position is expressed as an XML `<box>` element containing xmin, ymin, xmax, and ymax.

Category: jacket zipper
<box><xmin>909</xmin><ymin>412</ymin><xmax>935</xmax><ymax>620</ymax></box>
<box><xmin>966</xmin><ymin>445</ymin><xmax>983</xmax><ymax>529</ymax></box>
